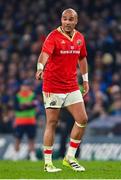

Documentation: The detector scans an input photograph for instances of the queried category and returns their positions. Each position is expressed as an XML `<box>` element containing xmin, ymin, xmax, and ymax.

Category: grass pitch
<box><xmin>0</xmin><ymin>160</ymin><xmax>121</xmax><ymax>179</ymax></box>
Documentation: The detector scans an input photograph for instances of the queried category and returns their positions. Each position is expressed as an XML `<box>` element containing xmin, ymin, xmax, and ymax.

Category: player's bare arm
<box><xmin>78</xmin><ymin>57</ymin><xmax>89</xmax><ymax>96</ymax></box>
<box><xmin>36</xmin><ymin>52</ymin><xmax>49</xmax><ymax>80</ymax></box>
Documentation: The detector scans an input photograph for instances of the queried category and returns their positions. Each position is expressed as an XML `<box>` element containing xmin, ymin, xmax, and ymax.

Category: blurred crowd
<box><xmin>0</xmin><ymin>0</ymin><xmax>121</xmax><ymax>134</ymax></box>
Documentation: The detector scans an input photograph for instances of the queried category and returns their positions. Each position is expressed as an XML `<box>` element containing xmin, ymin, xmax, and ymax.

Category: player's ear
<box><xmin>75</xmin><ymin>17</ymin><xmax>78</xmax><ymax>25</ymax></box>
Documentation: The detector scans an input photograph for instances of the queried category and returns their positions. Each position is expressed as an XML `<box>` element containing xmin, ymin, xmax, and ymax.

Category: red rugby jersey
<box><xmin>42</xmin><ymin>27</ymin><xmax>87</xmax><ymax>93</ymax></box>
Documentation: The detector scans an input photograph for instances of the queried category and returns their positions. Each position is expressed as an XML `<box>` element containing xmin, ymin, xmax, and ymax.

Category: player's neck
<box><xmin>60</xmin><ymin>26</ymin><xmax>74</xmax><ymax>38</ymax></box>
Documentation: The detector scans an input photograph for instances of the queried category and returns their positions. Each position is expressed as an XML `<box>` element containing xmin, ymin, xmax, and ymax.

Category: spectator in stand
<box><xmin>13</xmin><ymin>80</ymin><xmax>38</xmax><ymax>161</ymax></box>
<box><xmin>89</xmin><ymin>90</ymin><xmax>108</xmax><ymax>121</ymax></box>
<box><xmin>108</xmin><ymin>85</ymin><xmax>121</xmax><ymax>115</ymax></box>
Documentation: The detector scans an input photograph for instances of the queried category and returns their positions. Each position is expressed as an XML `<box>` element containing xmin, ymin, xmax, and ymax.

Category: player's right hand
<box><xmin>35</xmin><ymin>70</ymin><xmax>43</xmax><ymax>80</ymax></box>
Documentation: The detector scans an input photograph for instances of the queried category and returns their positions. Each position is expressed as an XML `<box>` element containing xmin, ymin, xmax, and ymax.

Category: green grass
<box><xmin>0</xmin><ymin>160</ymin><xmax>121</xmax><ymax>179</ymax></box>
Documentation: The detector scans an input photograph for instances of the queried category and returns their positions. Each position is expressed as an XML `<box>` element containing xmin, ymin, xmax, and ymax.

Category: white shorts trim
<box><xmin>43</xmin><ymin>90</ymin><xmax>83</xmax><ymax>108</ymax></box>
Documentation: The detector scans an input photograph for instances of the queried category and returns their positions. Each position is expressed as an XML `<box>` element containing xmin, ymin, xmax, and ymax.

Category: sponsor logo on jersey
<box><xmin>60</xmin><ymin>50</ymin><xmax>80</xmax><ymax>54</ymax></box>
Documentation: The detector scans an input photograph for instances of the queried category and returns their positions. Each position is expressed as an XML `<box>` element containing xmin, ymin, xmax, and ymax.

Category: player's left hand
<box><xmin>82</xmin><ymin>81</ymin><xmax>89</xmax><ymax>97</ymax></box>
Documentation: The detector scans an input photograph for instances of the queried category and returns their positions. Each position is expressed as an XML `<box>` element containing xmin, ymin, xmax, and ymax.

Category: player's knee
<box><xmin>81</xmin><ymin>115</ymin><xmax>88</xmax><ymax>124</ymax></box>
<box><xmin>47</xmin><ymin>118</ymin><xmax>58</xmax><ymax>129</ymax></box>
<box><xmin>76</xmin><ymin>115</ymin><xmax>88</xmax><ymax>127</ymax></box>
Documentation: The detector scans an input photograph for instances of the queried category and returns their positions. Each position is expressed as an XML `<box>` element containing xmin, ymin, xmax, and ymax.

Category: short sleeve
<box><xmin>80</xmin><ymin>37</ymin><xmax>87</xmax><ymax>59</ymax></box>
<box><xmin>42</xmin><ymin>32</ymin><xmax>55</xmax><ymax>55</ymax></box>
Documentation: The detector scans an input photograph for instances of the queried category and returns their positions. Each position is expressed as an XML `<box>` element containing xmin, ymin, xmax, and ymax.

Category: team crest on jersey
<box><xmin>77</xmin><ymin>39</ymin><xmax>82</xmax><ymax>45</ymax></box>
<box><xmin>61</xmin><ymin>40</ymin><xmax>65</xmax><ymax>44</ymax></box>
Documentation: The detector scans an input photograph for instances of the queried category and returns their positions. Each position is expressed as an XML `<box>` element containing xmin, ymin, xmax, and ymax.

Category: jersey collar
<box><xmin>57</xmin><ymin>26</ymin><xmax>76</xmax><ymax>41</ymax></box>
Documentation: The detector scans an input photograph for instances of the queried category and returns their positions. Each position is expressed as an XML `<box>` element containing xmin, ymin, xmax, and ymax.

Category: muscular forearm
<box><xmin>36</xmin><ymin>52</ymin><xmax>49</xmax><ymax>80</ymax></box>
<box><xmin>37</xmin><ymin>52</ymin><xmax>49</xmax><ymax>67</ymax></box>
<box><xmin>78</xmin><ymin>57</ymin><xmax>88</xmax><ymax>75</ymax></box>
<box><xmin>78</xmin><ymin>57</ymin><xmax>89</xmax><ymax>96</ymax></box>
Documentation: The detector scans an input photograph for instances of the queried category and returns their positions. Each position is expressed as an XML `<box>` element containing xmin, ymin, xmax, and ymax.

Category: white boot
<box><xmin>44</xmin><ymin>163</ymin><xmax>62</xmax><ymax>172</ymax></box>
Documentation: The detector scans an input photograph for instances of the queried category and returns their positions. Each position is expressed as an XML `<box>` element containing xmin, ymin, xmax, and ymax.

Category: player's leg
<box><xmin>42</xmin><ymin>92</ymin><xmax>65</xmax><ymax>172</ymax></box>
<box><xmin>63</xmin><ymin>90</ymin><xmax>87</xmax><ymax>171</ymax></box>
<box><xmin>63</xmin><ymin>102</ymin><xmax>87</xmax><ymax>171</ymax></box>
<box><xmin>43</xmin><ymin>108</ymin><xmax>62</xmax><ymax>172</ymax></box>
<box><xmin>27</xmin><ymin>125</ymin><xmax>38</xmax><ymax>161</ymax></box>
<box><xmin>67</xmin><ymin>102</ymin><xmax>87</xmax><ymax>140</ymax></box>
<box><xmin>44</xmin><ymin>108</ymin><xmax>60</xmax><ymax>146</ymax></box>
